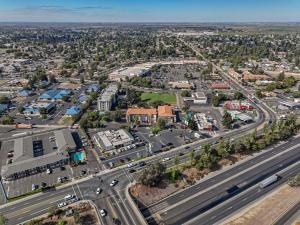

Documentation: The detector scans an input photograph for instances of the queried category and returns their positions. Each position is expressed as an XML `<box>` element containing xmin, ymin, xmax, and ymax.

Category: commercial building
<box><xmin>228</xmin><ymin>68</ymin><xmax>242</xmax><ymax>80</ymax></box>
<box><xmin>169</xmin><ymin>81</ymin><xmax>195</xmax><ymax>89</ymax></box>
<box><xmin>228</xmin><ymin>111</ymin><xmax>253</xmax><ymax>123</ymax></box>
<box><xmin>39</xmin><ymin>89</ymin><xmax>71</xmax><ymax>101</ymax></box>
<box><xmin>210</xmin><ymin>82</ymin><xmax>230</xmax><ymax>90</ymax></box>
<box><xmin>97</xmin><ymin>84</ymin><xmax>118</xmax><ymax>112</ymax></box>
<box><xmin>126</xmin><ymin>105</ymin><xmax>175</xmax><ymax>125</ymax></box>
<box><xmin>93</xmin><ymin>129</ymin><xmax>134</xmax><ymax>151</ymax></box>
<box><xmin>126</xmin><ymin>108</ymin><xmax>158</xmax><ymax>125</ymax></box>
<box><xmin>1</xmin><ymin>129</ymin><xmax>76</xmax><ymax>181</ymax></box>
<box><xmin>193</xmin><ymin>113</ymin><xmax>214</xmax><ymax>131</ymax></box>
<box><xmin>23</xmin><ymin>102</ymin><xmax>56</xmax><ymax>116</ymax></box>
<box><xmin>224</xmin><ymin>101</ymin><xmax>255</xmax><ymax>111</ymax></box>
<box><xmin>65</xmin><ymin>106</ymin><xmax>81</xmax><ymax>117</ymax></box>
<box><xmin>183</xmin><ymin>92</ymin><xmax>208</xmax><ymax>105</ymax></box>
<box><xmin>108</xmin><ymin>63</ymin><xmax>156</xmax><ymax>81</ymax></box>
<box><xmin>242</xmin><ymin>71</ymin><xmax>271</xmax><ymax>82</ymax></box>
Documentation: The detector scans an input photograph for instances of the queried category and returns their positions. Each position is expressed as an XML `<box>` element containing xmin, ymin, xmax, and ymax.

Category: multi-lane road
<box><xmin>149</xmin><ymin>136</ymin><xmax>300</xmax><ymax>225</ymax></box>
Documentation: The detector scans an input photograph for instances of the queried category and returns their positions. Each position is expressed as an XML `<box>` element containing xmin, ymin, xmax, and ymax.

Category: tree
<box><xmin>1</xmin><ymin>116</ymin><xmax>14</xmax><ymax>125</ymax></box>
<box><xmin>212</xmin><ymin>96</ymin><xmax>220</xmax><ymax>107</ymax></box>
<box><xmin>222</xmin><ymin>110</ymin><xmax>233</xmax><ymax>129</ymax></box>
<box><xmin>216</xmin><ymin>139</ymin><xmax>230</xmax><ymax>158</ymax></box>
<box><xmin>39</xmin><ymin>107</ymin><xmax>47</xmax><ymax>115</ymax></box>
<box><xmin>255</xmin><ymin>90</ymin><xmax>263</xmax><ymax>99</ymax></box>
<box><xmin>234</xmin><ymin>92</ymin><xmax>244</xmax><ymax>100</ymax></box>
<box><xmin>49</xmin><ymin>74</ymin><xmax>57</xmax><ymax>84</ymax></box>
<box><xmin>0</xmin><ymin>96</ymin><xmax>9</xmax><ymax>104</ymax></box>
<box><xmin>181</xmin><ymin>90</ymin><xmax>191</xmax><ymax>97</ymax></box>
<box><xmin>157</xmin><ymin>118</ymin><xmax>166</xmax><ymax>130</ymax></box>
<box><xmin>139</xmin><ymin>162</ymin><xmax>166</xmax><ymax>187</ymax></box>
<box><xmin>111</xmin><ymin>111</ymin><xmax>123</xmax><ymax>122</ymax></box>
<box><xmin>18</xmin><ymin>106</ymin><xmax>25</xmax><ymax>114</ymax></box>
<box><xmin>187</xmin><ymin>118</ymin><xmax>197</xmax><ymax>131</ymax></box>
<box><xmin>0</xmin><ymin>214</ymin><xmax>7</xmax><ymax>225</ymax></box>
<box><xmin>277</xmin><ymin>71</ymin><xmax>285</xmax><ymax>81</ymax></box>
<box><xmin>58</xmin><ymin>220</ymin><xmax>66</xmax><ymax>225</ymax></box>
<box><xmin>80</xmin><ymin>76</ymin><xmax>85</xmax><ymax>84</ymax></box>
<box><xmin>62</xmin><ymin>96</ymin><xmax>69</xmax><ymax>102</ymax></box>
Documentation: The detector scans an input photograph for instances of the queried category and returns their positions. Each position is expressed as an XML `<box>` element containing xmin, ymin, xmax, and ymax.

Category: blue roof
<box><xmin>66</xmin><ymin>106</ymin><xmax>81</xmax><ymax>116</ymax></box>
<box><xmin>18</xmin><ymin>89</ymin><xmax>32</xmax><ymax>97</ymax></box>
<box><xmin>39</xmin><ymin>89</ymin><xmax>71</xmax><ymax>100</ymax></box>
<box><xmin>23</xmin><ymin>102</ymin><xmax>55</xmax><ymax>115</ymax></box>
<box><xmin>87</xmin><ymin>84</ymin><xmax>99</xmax><ymax>93</ymax></box>
<box><xmin>0</xmin><ymin>104</ymin><xmax>8</xmax><ymax>112</ymax></box>
<box><xmin>78</xmin><ymin>95</ymin><xmax>88</xmax><ymax>103</ymax></box>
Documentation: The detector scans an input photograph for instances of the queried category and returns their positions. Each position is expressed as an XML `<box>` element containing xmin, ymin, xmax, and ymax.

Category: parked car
<box><xmin>100</xmin><ymin>209</ymin><xmax>107</xmax><ymax>217</ymax></box>
<box><xmin>96</xmin><ymin>187</ymin><xmax>102</xmax><ymax>195</ymax></box>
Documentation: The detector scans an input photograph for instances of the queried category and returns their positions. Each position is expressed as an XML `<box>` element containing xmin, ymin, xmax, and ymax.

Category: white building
<box><xmin>97</xmin><ymin>84</ymin><xmax>118</xmax><ymax>112</ymax></box>
<box><xmin>93</xmin><ymin>129</ymin><xmax>134</xmax><ymax>151</ymax></box>
<box><xmin>183</xmin><ymin>92</ymin><xmax>207</xmax><ymax>104</ymax></box>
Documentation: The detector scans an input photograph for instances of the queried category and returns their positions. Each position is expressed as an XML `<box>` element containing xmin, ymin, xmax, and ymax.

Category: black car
<box><xmin>139</xmin><ymin>161</ymin><xmax>146</xmax><ymax>167</ymax></box>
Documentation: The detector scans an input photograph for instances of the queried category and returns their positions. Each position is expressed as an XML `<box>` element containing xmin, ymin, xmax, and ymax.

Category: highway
<box><xmin>186</xmin><ymin>162</ymin><xmax>300</xmax><ymax>225</ymax></box>
<box><xmin>155</xmin><ymin>137</ymin><xmax>300</xmax><ymax>225</ymax></box>
<box><xmin>142</xmin><ymin>135</ymin><xmax>300</xmax><ymax>216</ymax></box>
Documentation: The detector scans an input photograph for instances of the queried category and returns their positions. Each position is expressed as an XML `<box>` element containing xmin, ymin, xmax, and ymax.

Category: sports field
<box><xmin>141</xmin><ymin>92</ymin><xmax>177</xmax><ymax>104</ymax></box>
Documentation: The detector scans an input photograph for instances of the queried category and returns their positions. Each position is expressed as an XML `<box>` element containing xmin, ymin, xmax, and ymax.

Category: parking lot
<box><xmin>101</xmin><ymin>126</ymin><xmax>198</xmax><ymax>168</ymax></box>
<box><xmin>0</xmin><ymin>127</ymin><xmax>101</xmax><ymax>198</ymax></box>
<box><xmin>3</xmin><ymin>166</ymin><xmax>72</xmax><ymax>198</ymax></box>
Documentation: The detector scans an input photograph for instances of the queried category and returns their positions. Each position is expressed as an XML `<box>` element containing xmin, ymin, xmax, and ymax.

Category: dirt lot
<box><xmin>222</xmin><ymin>185</ymin><xmax>300</xmax><ymax>225</ymax></box>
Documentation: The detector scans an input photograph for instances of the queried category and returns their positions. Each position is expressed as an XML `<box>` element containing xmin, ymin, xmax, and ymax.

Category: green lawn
<box><xmin>141</xmin><ymin>92</ymin><xmax>176</xmax><ymax>104</ymax></box>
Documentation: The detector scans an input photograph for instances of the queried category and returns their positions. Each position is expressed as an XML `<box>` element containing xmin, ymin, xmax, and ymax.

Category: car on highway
<box><xmin>58</xmin><ymin>202</ymin><xmax>68</xmax><ymax>208</ymax></box>
<box><xmin>46</xmin><ymin>168</ymin><xmax>52</xmax><ymax>174</ymax></box>
<box><xmin>110</xmin><ymin>180</ymin><xmax>118</xmax><ymax>187</ymax></box>
<box><xmin>100</xmin><ymin>209</ymin><xmax>107</xmax><ymax>217</ymax></box>
<box><xmin>96</xmin><ymin>187</ymin><xmax>102</xmax><ymax>195</ymax></box>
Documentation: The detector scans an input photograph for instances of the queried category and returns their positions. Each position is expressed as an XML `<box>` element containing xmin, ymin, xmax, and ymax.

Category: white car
<box><xmin>46</xmin><ymin>168</ymin><xmax>52</xmax><ymax>174</ymax></box>
<box><xmin>64</xmin><ymin>194</ymin><xmax>76</xmax><ymax>201</ymax></box>
<box><xmin>127</xmin><ymin>163</ymin><xmax>136</xmax><ymax>168</ymax></box>
<box><xmin>58</xmin><ymin>202</ymin><xmax>67</xmax><ymax>208</ymax></box>
<box><xmin>32</xmin><ymin>184</ymin><xmax>37</xmax><ymax>191</ymax></box>
<box><xmin>110</xmin><ymin>180</ymin><xmax>118</xmax><ymax>187</ymax></box>
<box><xmin>96</xmin><ymin>187</ymin><xmax>102</xmax><ymax>195</ymax></box>
<box><xmin>100</xmin><ymin>209</ymin><xmax>107</xmax><ymax>217</ymax></box>
<box><xmin>162</xmin><ymin>157</ymin><xmax>170</xmax><ymax>162</ymax></box>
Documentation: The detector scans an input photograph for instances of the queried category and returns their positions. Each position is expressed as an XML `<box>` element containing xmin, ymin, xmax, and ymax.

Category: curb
<box><xmin>125</xmin><ymin>183</ymin><xmax>148</xmax><ymax>225</ymax></box>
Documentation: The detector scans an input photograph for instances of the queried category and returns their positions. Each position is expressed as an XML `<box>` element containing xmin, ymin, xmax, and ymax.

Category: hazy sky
<box><xmin>0</xmin><ymin>0</ymin><xmax>299</xmax><ymax>23</ymax></box>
